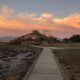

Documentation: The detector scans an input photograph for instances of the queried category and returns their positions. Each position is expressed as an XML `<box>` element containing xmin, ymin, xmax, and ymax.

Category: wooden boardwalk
<box><xmin>23</xmin><ymin>47</ymin><xmax>64</xmax><ymax>80</ymax></box>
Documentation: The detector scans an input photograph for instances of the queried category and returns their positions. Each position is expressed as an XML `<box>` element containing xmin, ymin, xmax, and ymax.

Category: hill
<box><xmin>0</xmin><ymin>37</ymin><xmax>16</xmax><ymax>42</ymax></box>
<box><xmin>10</xmin><ymin>30</ymin><xmax>60</xmax><ymax>45</ymax></box>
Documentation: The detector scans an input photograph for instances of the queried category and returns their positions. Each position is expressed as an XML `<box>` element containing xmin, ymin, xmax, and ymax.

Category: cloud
<box><xmin>0</xmin><ymin>4</ymin><xmax>14</xmax><ymax>18</ymax></box>
<box><xmin>0</xmin><ymin>5</ymin><xmax>80</xmax><ymax>38</ymax></box>
<box><xmin>54</xmin><ymin>14</ymin><xmax>80</xmax><ymax>29</ymax></box>
<box><xmin>16</xmin><ymin>13</ymin><xmax>37</xmax><ymax>20</ymax></box>
<box><xmin>40</xmin><ymin>13</ymin><xmax>53</xmax><ymax>19</ymax></box>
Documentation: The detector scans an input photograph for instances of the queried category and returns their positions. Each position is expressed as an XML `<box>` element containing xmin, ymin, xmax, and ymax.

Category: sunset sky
<box><xmin>0</xmin><ymin>0</ymin><xmax>80</xmax><ymax>38</ymax></box>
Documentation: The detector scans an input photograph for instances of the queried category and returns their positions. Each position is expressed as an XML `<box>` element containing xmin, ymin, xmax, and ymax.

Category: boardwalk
<box><xmin>23</xmin><ymin>47</ymin><xmax>64</xmax><ymax>80</ymax></box>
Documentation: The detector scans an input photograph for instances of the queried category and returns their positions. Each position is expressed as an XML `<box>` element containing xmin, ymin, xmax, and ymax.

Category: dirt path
<box><xmin>23</xmin><ymin>47</ymin><xmax>64</xmax><ymax>80</ymax></box>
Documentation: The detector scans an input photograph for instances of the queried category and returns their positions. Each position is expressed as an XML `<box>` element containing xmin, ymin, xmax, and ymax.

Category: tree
<box><xmin>62</xmin><ymin>38</ymin><xmax>69</xmax><ymax>43</ymax></box>
<box><xmin>69</xmin><ymin>35</ymin><xmax>80</xmax><ymax>43</ymax></box>
<box><xmin>48</xmin><ymin>36</ymin><xmax>60</xmax><ymax>43</ymax></box>
<box><xmin>10</xmin><ymin>39</ymin><xmax>22</xmax><ymax>45</ymax></box>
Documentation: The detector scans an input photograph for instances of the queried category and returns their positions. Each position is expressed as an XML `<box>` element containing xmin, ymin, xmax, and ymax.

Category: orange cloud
<box><xmin>54</xmin><ymin>14</ymin><xmax>80</xmax><ymax>29</ymax></box>
<box><xmin>0</xmin><ymin>5</ymin><xmax>80</xmax><ymax>38</ymax></box>
<box><xmin>0</xmin><ymin>16</ymin><xmax>29</xmax><ymax>30</ymax></box>
<box><xmin>0</xmin><ymin>16</ymin><xmax>60</xmax><ymax>31</ymax></box>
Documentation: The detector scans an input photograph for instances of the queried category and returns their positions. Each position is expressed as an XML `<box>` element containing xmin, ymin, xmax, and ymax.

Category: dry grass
<box><xmin>53</xmin><ymin>48</ymin><xmax>80</xmax><ymax>80</ymax></box>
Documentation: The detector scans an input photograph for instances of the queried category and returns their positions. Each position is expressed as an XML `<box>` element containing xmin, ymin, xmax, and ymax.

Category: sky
<box><xmin>0</xmin><ymin>0</ymin><xmax>80</xmax><ymax>38</ymax></box>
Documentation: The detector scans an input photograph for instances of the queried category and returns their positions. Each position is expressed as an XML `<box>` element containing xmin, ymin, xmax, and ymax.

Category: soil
<box><xmin>53</xmin><ymin>48</ymin><xmax>80</xmax><ymax>80</ymax></box>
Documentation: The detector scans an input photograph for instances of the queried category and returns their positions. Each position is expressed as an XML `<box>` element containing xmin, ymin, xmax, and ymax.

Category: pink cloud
<box><xmin>0</xmin><ymin>5</ymin><xmax>80</xmax><ymax>38</ymax></box>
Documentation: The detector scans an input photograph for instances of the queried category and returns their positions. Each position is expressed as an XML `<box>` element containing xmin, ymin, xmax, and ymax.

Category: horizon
<box><xmin>0</xmin><ymin>0</ymin><xmax>80</xmax><ymax>38</ymax></box>
<box><xmin>0</xmin><ymin>30</ymin><xmax>80</xmax><ymax>39</ymax></box>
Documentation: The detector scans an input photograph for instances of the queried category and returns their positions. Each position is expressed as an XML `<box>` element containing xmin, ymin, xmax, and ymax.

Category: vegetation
<box><xmin>10</xmin><ymin>30</ymin><xmax>60</xmax><ymax>45</ymax></box>
<box><xmin>62</xmin><ymin>38</ymin><xmax>69</xmax><ymax>43</ymax></box>
<box><xmin>69</xmin><ymin>35</ymin><xmax>80</xmax><ymax>43</ymax></box>
<box><xmin>8</xmin><ymin>30</ymin><xmax>80</xmax><ymax>45</ymax></box>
